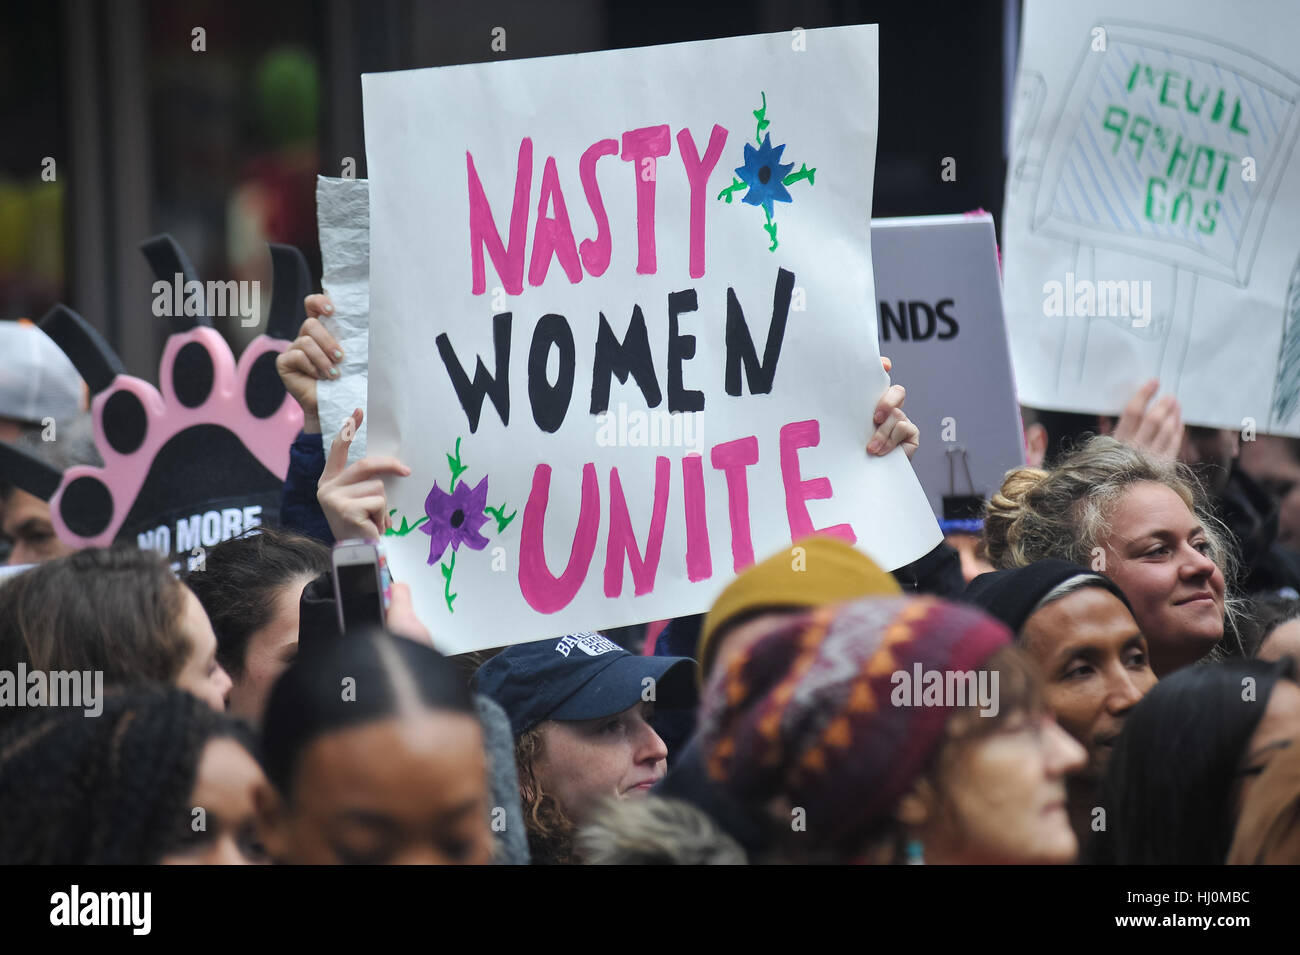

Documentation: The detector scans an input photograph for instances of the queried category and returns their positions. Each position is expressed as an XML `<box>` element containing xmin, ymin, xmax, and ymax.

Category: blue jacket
<box><xmin>279</xmin><ymin>431</ymin><xmax>334</xmax><ymax>545</ymax></box>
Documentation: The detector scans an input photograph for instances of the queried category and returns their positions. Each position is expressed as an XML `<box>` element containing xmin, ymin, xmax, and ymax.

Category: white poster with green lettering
<box><xmin>1004</xmin><ymin>0</ymin><xmax>1300</xmax><ymax>434</ymax></box>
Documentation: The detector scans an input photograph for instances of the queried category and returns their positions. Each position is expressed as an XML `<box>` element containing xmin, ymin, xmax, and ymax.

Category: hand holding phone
<box><xmin>332</xmin><ymin>539</ymin><xmax>392</xmax><ymax>634</ymax></box>
<box><xmin>382</xmin><ymin>582</ymin><xmax>435</xmax><ymax>647</ymax></box>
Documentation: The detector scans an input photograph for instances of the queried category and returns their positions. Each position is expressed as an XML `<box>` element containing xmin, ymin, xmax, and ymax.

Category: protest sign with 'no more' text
<box><xmin>362</xmin><ymin>26</ymin><xmax>940</xmax><ymax>652</ymax></box>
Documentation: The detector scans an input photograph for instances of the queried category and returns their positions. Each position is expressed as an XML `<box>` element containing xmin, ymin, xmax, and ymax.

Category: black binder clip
<box><xmin>940</xmin><ymin>445</ymin><xmax>985</xmax><ymax>534</ymax></box>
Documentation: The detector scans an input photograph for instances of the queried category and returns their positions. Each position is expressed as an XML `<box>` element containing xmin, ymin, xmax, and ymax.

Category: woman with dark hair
<box><xmin>1094</xmin><ymin>658</ymin><xmax>1300</xmax><ymax>864</ymax></box>
<box><xmin>1241</xmin><ymin>593</ymin><xmax>1300</xmax><ymax>665</ymax></box>
<box><xmin>1228</xmin><ymin>727</ymin><xmax>1300</xmax><ymax>864</ymax></box>
<box><xmin>964</xmin><ymin>559</ymin><xmax>1156</xmax><ymax>847</ymax></box>
<box><xmin>0</xmin><ymin>546</ymin><xmax>231</xmax><ymax>725</ymax></box>
<box><xmin>186</xmin><ymin>527</ymin><xmax>331</xmax><ymax>727</ymax></box>
<box><xmin>0</xmin><ymin>688</ymin><xmax>268</xmax><ymax>864</ymax></box>
<box><xmin>255</xmin><ymin>627</ymin><xmax>493</xmax><ymax>864</ymax></box>
<box><xmin>698</xmin><ymin>596</ymin><xmax>1087</xmax><ymax>864</ymax></box>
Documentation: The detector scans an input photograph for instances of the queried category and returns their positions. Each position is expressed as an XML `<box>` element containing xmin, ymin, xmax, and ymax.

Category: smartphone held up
<box><xmin>332</xmin><ymin>539</ymin><xmax>393</xmax><ymax>635</ymax></box>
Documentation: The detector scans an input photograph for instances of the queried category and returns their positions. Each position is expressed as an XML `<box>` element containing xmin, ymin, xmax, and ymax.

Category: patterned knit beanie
<box><xmin>697</xmin><ymin>595</ymin><xmax>1012</xmax><ymax>852</ymax></box>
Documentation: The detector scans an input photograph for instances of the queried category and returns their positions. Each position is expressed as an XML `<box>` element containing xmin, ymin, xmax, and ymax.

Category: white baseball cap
<box><xmin>0</xmin><ymin>320</ymin><xmax>83</xmax><ymax>424</ymax></box>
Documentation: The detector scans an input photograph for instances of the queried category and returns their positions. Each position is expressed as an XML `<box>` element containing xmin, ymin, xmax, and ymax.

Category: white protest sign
<box><xmin>363</xmin><ymin>26</ymin><xmax>940</xmax><ymax>652</ymax></box>
<box><xmin>872</xmin><ymin>213</ymin><xmax>1025</xmax><ymax>518</ymax></box>
<box><xmin>1004</xmin><ymin>0</ymin><xmax>1300</xmax><ymax>434</ymax></box>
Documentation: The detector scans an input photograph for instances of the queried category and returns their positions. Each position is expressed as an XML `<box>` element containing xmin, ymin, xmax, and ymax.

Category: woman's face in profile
<box><xmin>534</xmin><ymin>701</ymin><xmax>669</xmax><ymax>826</ymax></box>
<box><xmin>923</xmin><ymin>708</ymin><xmax>1086</xmax><ymax>865</ymax></box>
<box><xmin>1234</xmin><ymin>679</ymin><xmax>1300</xmax><ymax>820</ymax></box>
<box><xmin>226</xmin><ymin>575</ymin><xmax>314</xmax><ymax>728</ymax></box>
<box><xmin>174</xmin><ymin>585</ymin><xmax>234</xmax><ymax>712</ymax></box>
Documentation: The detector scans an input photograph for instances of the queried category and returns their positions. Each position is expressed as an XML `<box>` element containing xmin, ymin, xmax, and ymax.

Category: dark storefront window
<box><xmin>0</xmin><ymin>5</ymin><xmax>65</xmax><ymax>323</ymax></box>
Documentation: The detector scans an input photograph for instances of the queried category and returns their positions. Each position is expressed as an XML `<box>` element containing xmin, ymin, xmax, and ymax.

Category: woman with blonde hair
<box><xmin>983</xmin><ymin>435</ymin><xmax>1239</xmax><ymax>676</ymax></box>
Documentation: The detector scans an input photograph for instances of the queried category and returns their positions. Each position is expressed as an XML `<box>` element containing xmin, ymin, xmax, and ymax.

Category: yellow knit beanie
<box><xmin>697</xmin><ymin>535</ymin><xmax>900</xmax><ymax>675</ymax></box>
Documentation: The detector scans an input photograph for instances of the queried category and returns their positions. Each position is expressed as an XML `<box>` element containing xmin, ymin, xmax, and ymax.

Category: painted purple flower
<box><xmin>736</xmin><ymin>134</ymin><xmax>795</xmax><ymax>218</ymax></box>
<box><xmin>421</xmin><ymin>476</ymin><xmax>490</xmax><ymax>565</ymax></box>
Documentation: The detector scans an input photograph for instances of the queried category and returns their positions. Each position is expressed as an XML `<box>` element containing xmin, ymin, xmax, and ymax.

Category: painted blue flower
<box><xmin>736</xmin><ymin>134</ymin><xmax>795</xmax><ymax>218</ymax></box>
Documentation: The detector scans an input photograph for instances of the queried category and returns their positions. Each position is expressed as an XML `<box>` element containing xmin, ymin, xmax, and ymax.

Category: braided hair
<box><xmin>261</xmin><ymin>626</ymin><xmax>476</xmax><ymax>800</ymax></box>
<box><xmin>0</xmin><ymin>688</ymin><xmax>258</xmax><ymax>864</ymax></box>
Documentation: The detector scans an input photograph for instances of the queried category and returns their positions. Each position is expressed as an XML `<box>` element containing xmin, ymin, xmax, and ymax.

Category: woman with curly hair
<box><xmin>982</xmin><ymin>435</ymin><xmax>1240</xmax><ymax>676</ymax></box>
<box><xmin>0</xmin><ymin>688</ymin><xmax>268</xmax><ymax>864</ymax></box>
<box><xmin>475</xmin><ymin>633</ymin><xmax>697</xmax><ymax>864</ymax></box>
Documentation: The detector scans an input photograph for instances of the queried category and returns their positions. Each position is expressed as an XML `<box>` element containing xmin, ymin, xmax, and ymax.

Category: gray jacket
<box><xmin>474</xmin><ymin>694</ymin><xmax>529</xmax><ymax>864</ymax></box>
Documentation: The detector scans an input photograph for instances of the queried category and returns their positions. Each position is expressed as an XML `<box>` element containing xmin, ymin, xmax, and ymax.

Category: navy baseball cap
<box><xmin>474</xmin><ymin>633</ymin><xmax>698</xmax><ymax>737</ymax></box>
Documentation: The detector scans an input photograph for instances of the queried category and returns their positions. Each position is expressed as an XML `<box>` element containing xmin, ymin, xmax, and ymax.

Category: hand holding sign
<box><xmin>318</xmin><ymin>408</ymin><xmax>411</xmax><ymax>541</ymax></box>
<box><xmin>869</xmin><ymin>357</ymin><xmax>919</xmax><ymax>460</ymax></box>
<box><xmin>275</xmin><ymin>295</ymin><xmax>344</xmax><ymax>433</ymax></box>
<box><xmin>1107</xmin><ymin>378</ymin><xmax>1184</xmax><ymax>462</ymax></box>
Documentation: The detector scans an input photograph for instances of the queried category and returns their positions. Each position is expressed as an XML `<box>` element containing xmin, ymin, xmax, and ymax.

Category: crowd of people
<box><xmin>3</xmin><ymin>280</ymin><xmax>1300</xmax><ymax>866</ymax></box>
